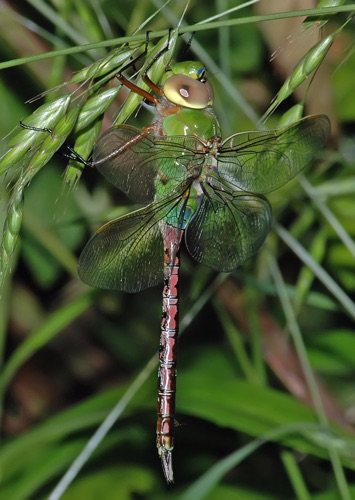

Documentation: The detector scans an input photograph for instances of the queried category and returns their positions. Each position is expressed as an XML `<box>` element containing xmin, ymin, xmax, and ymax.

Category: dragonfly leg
<box><xmin>141</xmin><ymin>30</ymin><xmax>176</xmax><ymax>97</ymax></box>
<box><xmin>115</xmin><ymin>31</ymin><xmax>150</xmax><ymax>78</ymax></box>
<box><xmin>115</xmin><ymin>34</ymin><xmax>159</xmax><ymax>104</ymax></box>
<box><xmin>20</xmin><ymin>121</ymin><xmax>53</xmax><ymax>135</ymax></box>
<box><xmin>116</xmin><ymin>72</ymin><xmax>159</xmax><ymax>104</ymax></box>
<box><xmin>116</xmin><ymin>29</ymin><xmax>175</xmax><ymax>104</ymax></box>
<box><xmin>178</xmin><ymin>30</ymin><xmax>195</xmax><ymax>61</ymax></box>
<box><xmin>19</xmin><ymin>122</ymin><xmax>90</xmax><ymax>166</ymax></box>
<box><xmin>141</xmin><ymin>27</ymin><xmax>173</xmax><ymax>95</ymax></box>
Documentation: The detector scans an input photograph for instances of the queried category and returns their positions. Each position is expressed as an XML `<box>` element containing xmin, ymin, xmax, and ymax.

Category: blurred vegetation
<box><xmin>1</xmin><ymin>1</ymin><xmax>355</xmax><ymax>499</ymax></box>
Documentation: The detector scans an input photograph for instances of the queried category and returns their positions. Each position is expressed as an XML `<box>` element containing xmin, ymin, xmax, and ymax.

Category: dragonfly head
<box><xmin>163</xmin><ymin>61</ymin><xmax>214</xmax><ymax>110</ymax></box>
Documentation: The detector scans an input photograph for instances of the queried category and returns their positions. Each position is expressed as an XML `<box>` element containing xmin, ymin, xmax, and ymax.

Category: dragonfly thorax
<box><xmin>162</xmin><ymin>108</ymin><xmax>220</xmax><ymax>138</ymax></box>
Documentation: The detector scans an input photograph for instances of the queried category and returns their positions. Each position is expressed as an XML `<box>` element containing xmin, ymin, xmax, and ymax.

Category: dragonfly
<box><xmin>77</xmin><ymin>48</ymin><xmax>330</xmax><ymax>483</ymax></box>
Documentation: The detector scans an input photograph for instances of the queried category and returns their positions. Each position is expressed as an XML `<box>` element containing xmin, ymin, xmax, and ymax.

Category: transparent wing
<box><xmin>92</xmin><ymin>125</ymin><xmax>160</xmax><ymax>203</ymax></box>
<box><xmin>217</xmin><ymin>115</ymin><xmax>330</xmax><ymax>194</ymax></box>
<box><xmin>78</xmin><ymin>196</ymin><xmax>186</xmax><ymax>293</ymax></box>
<box><xmin>92</xmin><ymin>125</ymin><xmax>204</xmax><ymax>203</ymax></box>
<box><xmin>185</xmin><ymin>183</ymin><xmax>272</xmax><ymax>271</ymax></box>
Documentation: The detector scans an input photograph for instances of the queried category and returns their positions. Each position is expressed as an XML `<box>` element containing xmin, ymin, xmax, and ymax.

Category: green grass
<box><xmin>1</xmin><ymin>1</ymin><xmax>355</xmax><ymax>498</ymax></box>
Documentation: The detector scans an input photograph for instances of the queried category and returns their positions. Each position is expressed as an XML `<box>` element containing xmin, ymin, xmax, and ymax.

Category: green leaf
<box><xmin>178</xmin><ymin>366</ymin><xmax>355</xmax><ymax>466</ymax></box>
<box><xmin>61</xmin><ymin>465</ymin><xmax>156</xmax><ymax>500</ymax></box>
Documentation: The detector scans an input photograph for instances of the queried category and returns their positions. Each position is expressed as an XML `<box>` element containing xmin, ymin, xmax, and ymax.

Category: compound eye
<box><xmin>163</xmin><ymin>74</ymin><xmax>214</xmax><ymax>109</ymax></box>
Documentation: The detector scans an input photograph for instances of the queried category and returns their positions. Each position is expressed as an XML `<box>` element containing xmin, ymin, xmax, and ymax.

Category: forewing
<box><xmin>78</xmin><ymin>198</ymin><xmax>184</xmax><ymax>293</ymax></box>
<box><xmin>218</xmin><ymin>115</ymin><xmax>330</xmax><ymax>194</ymax></box>
<box><xmin>185</xmin><ymin>185</ymin><xmax>272</xmax><ymax>272</ymax></box>
<box><xmin>93</xmin><ymin>126</ymin><xmax>204</xmax><ymax>203</ymax></box>
<box><xmin>92</xmin><ymin>125</ymin><xmax>159</xmax><ymax>203</ymax></box>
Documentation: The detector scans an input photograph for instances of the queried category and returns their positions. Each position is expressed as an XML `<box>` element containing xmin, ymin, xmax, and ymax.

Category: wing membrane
<box><xmin>78</xmin><ymin>197</ymin><xmax>186</xmax><ymax>292</ymax></box>
<box><xmin>93</xmin><ymin>125</ymin><xmax>204</xmax><ymax>203</ymax></box>
<box><xmin>217</xmin><ymin>115</ymin><xmax>330</xmax><ymax>194</ymax></box>
<box><xmin>185</xmin><ymin>184</ymin><xmax>272</xmax><ymax>271</ymax></box>
<box><xmin>92</xmin><ymin>125</ymin><xmax>160</xmax><ymax>203</ymax></box>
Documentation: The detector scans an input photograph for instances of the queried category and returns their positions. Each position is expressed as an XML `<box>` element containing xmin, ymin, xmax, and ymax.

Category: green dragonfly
<box><xmin>78</xmin><ymin>52</ymin><xmax>330</xmax><ymax>483</ymax></box>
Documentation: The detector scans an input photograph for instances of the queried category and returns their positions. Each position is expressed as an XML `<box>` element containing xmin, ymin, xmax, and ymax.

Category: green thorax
<box><xmin>155</xmin><ymin>60</ymin><xmax>221</xmax><ymax>226</ymax></box>
<box><xmin>162</xmin><ymin>108</ymin><xmax>220</xmax><ymax>138</ymax></box>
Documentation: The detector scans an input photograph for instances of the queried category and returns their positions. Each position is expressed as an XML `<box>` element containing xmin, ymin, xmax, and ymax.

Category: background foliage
<box><xmin>1</xmin><ymin>1</ymin><xmax>355</xmax><ymax>499</ymax></box>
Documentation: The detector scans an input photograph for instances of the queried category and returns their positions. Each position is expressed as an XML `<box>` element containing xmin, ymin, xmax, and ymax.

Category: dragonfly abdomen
<box><xmin>156</xmin><ymin>226</ymin><xmax>183</xmax><ymax>483</ymax></box>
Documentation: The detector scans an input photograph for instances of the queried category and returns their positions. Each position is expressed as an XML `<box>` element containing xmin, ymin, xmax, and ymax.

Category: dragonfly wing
<box><xmin>93</xmin><ymin>127</ymin><xmax>204</xmax><ymax>203</ymax></box>
<box><xmin>78</xmin><ymin>198</ymin><xmax>184</xmax><ymax>292</ymax></box>
<box><xmin>92</xmin><ymin>125</ymin><xmax>159</xmax><ymax>203</ymax></box>
<box><xmin>218</xmin><ymin>115</ymin><xmax>330</xmax><ymax>194</ymax></box>
<box><xmin>185</xmin><ymin>185</ymin><xmax>272</xmax><ymax>272</ymax></box>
